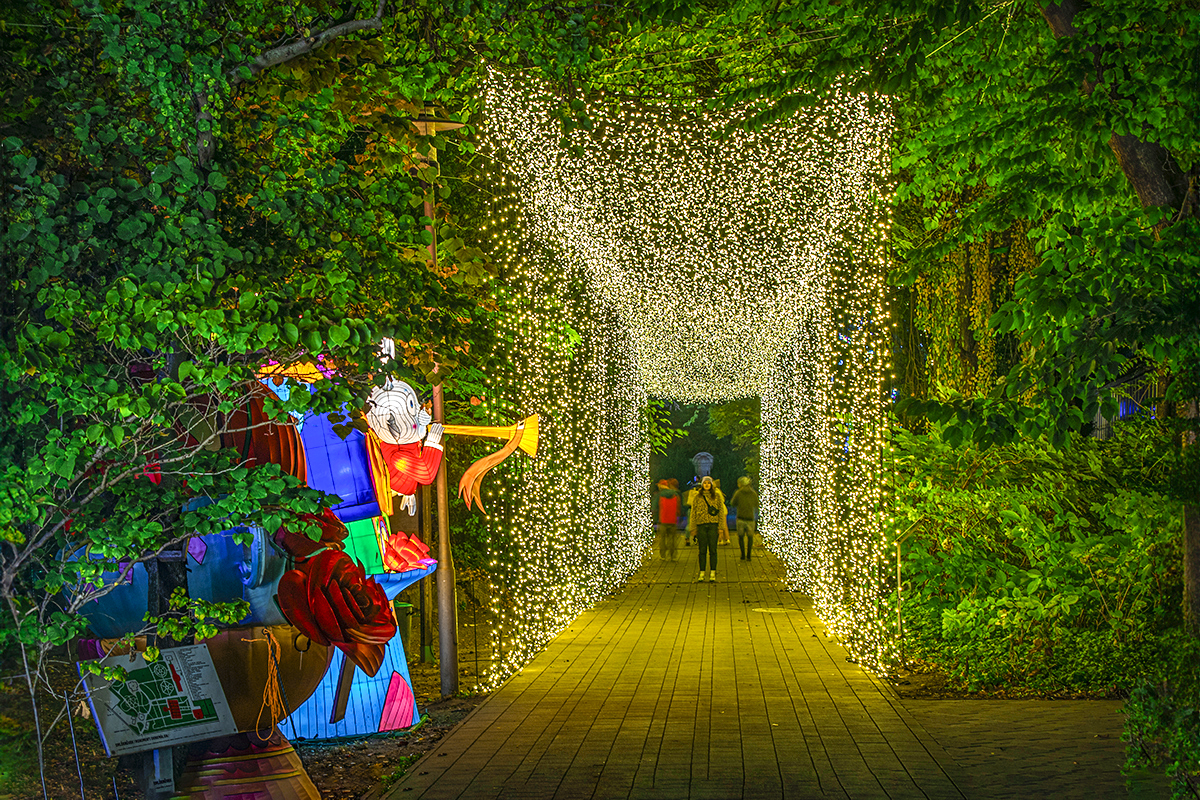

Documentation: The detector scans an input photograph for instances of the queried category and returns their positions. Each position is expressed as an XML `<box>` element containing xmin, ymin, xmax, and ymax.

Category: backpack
<box><xmin>659</xmin><ymin>493</ymin><xmax>678</xmax><ymax>524</ymax></box>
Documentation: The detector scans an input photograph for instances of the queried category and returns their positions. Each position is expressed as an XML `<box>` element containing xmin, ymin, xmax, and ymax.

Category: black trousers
<box><xmin>696</xmin><ymin>523</ymin><xmax>719</xmax><ymax>570</ymax></box>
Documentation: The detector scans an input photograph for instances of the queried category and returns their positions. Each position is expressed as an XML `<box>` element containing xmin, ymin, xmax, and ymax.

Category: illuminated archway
<box><xmin>474</xmin><ymin>73</ymin><xmax>893</xmax><ymax>683</ymax></box>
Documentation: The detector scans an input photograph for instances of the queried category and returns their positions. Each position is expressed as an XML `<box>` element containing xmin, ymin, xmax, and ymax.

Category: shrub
<box><xmin>893</xmin><ymin>420</ymin><xmax>1185</xmax><ymax>695</ymax></box>
<box><xmin>1122</xmin><ymin>633</ymin><xmax>1200</xmax><ymax>799</ymax></box>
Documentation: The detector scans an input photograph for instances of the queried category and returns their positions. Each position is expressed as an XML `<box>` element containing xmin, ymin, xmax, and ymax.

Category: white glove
<box><xmin>424</xmin><ymin>422</ymin><xmax>444</xmax><ymax>448</ymax></box>
<box><xmin>399</xmin><ymin>493</ymin><xmax>417</xmax><ymax>516</ymax></box>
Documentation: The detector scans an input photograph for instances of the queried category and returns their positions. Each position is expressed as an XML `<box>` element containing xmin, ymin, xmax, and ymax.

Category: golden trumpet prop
<box><xmin>439</xmin><ymin>415</ymin><xmax>539</xmax><ymax>515</ymax></box>
<box><xmin>439</xmin><ymin>415</ymin><xmax>539</xmax><ymax>458</ymax></box>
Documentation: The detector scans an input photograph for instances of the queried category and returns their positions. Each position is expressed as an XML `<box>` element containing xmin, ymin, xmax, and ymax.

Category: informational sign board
<box><xmin>81</xmin><ymin>643</ymin><xmax>237</xmax><ymax>756</ymax></box>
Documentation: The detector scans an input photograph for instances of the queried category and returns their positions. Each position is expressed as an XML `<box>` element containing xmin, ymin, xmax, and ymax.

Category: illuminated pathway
<box><xmin>380</xmin><ymin>548</ymin><xmax>1164</xmax><ymax>800</ymax></box>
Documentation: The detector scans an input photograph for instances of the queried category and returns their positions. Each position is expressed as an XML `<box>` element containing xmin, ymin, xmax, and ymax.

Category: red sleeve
<box><xmin>379</xmin><ymin>442</ymin><xmax>443</xmax><ymax>495</ymax></box>
<box><xmin>407</xmin><ymin>444</ymin><xmax>443</xmax><ymax>486</ymax></box>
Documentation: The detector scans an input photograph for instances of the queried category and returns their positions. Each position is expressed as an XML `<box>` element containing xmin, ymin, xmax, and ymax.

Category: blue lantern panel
<box><xmin>79</xmin><ymin>560</ymin><xmax>150</xmax><ymax>639</ymax></box>
<box><xmin>185</xmin><ymin>527</ymin><xmax>287</xmax><ymax>627</ymax></box>
<box><xmin>284</xmin><ymin>565</ymin><xmax>434</xmax><ymax>739</ymax></box>
<box><xmin>300</xmin><ymin>408</ymin><xmax>381</xmax><ymax>523</ymax></box>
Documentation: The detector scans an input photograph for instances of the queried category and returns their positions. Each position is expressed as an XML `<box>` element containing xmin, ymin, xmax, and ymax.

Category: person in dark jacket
<box><xmin>653</xmin><ymin>479</ymin><xmax>681</xmax><ymax>560</ymax></box>
<box><xmin>729</xmin><ymin>476</ymin><xmax>759</xmax><ymax>560</ymax></box>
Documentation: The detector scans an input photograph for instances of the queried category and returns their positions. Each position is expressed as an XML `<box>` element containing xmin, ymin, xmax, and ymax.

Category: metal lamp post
<box><xmin>412</xmin><ymin>111</ymin><xmax>465</xmax><ymax>697</ymax></box>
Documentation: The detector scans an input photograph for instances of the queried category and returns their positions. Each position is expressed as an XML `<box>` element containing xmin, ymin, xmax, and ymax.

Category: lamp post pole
<box><xmin>414</xmin><ymin>111</ymin><xmax>464</xmax><ymax>697</ymax></box>
<box><xmin>431</xmin><ymin>380</ymin><xmax>458</xmax><ymax>697</ymax></box>
<box><xmin>426</xmin><ymin>194</ymin><xmax>459</xmax><ymax>697</ymax></box>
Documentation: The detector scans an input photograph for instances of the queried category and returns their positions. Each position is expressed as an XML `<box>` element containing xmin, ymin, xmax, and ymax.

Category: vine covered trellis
<box><xmin>466</xmin><ymin>72</ymin><xmax>895</xmax><ymax>685</ymax></box>
<box><xmin>891</xmin><ymin>200</ymin><xmax>1042</xmax><ymax>408</ymax></box>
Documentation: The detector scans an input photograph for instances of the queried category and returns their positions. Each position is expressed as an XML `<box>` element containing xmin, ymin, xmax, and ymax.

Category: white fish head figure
<box><xmin>366</xmin><ymin>379</ymin><xmax>431</xmax><ymax>445</ymax></box>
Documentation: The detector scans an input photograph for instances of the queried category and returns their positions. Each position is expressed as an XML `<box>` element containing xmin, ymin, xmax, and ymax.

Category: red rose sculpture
<box><xmin>273</xmin><ymin>508</ymin><xmax>349</xmax><ymax>560</ymax></box>
<box><xmin>276</xmin><ymin>549</ymin><xmax>396</xmax><ymax>677</ymax></box>
<box><xmin>381</xmin><ymin>532</ymin><xmax>432</xmax><ymax>573</ymax></box>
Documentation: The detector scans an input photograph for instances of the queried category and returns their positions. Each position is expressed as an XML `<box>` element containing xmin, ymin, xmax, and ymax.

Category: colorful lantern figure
<box><xmin>72</xmin><ymin>374</ymin><xmax>439</xmax><ymax>800</ymax></box>
<box><xmin>366</xmin><ymin>378</ymin><xmax>444</xmax><ymax>515</ymax></box>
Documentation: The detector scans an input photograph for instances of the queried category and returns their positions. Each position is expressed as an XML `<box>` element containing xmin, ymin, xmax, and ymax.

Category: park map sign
<box><xmin>81</xmin><ymin>643</ymin><xmax>237</xmax><ymax>756</ymax></box>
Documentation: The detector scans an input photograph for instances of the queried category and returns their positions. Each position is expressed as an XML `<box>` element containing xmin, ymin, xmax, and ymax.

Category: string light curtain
<box><xmin>474</xmin><ymin>71</ymin><xmax>895</xmax><ymax>681</ymax></box>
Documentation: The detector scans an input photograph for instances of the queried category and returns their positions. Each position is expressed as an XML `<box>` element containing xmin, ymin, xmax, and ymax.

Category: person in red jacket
<box><xmin>653</xmin><ymin>479</ymin><xmax>681</xmax><ymax>561</ymax></box>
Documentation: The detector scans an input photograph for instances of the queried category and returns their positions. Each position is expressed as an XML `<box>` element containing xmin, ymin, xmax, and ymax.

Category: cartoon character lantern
<box><xmin>366</xmin><ymin>379</ymin><xmax>444</xmax><ymax>515</ymax></box>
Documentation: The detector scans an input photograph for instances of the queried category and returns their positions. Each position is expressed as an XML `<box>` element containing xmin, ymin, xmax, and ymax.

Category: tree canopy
<box><xmin>584</xmin><ymin>0</ymin><xmax>1197</xmax><ymax>449</ymax></box>
<box><xmin>2</xmin><ymin>0</ymin><xmax>1199</xmax><ymax>792</ymax></box>
<box><xmin>0</xmin><ymin>2</ymin><xmax>666</xmax><ymax>783</ymax></box>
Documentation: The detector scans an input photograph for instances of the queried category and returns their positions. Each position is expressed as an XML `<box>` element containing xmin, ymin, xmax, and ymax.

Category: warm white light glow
<box><xmin>472</xmin><ymin>72</ymin><xmax>894</xmax><ymax>683</ymax></box>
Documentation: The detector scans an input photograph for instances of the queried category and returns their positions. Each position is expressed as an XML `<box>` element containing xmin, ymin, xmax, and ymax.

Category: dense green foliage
<box><xmin>645</xmin><ymin>397</ymin><xmax>688</xmax><ymax>456</ymax></box>
<box><xmin>894</xmin><ymin>421</ymin><xmax>1183</xmax><ymax>693</ymax></box>
<box><xmin>0</xmin><ymin>0</ymin><xmax>666</xmax><ymax>792</ymax></box>
<box><xmin>651</xmin><ymin>402</ymin><xmax>755</xmax><ymax>492</ymax></box>
<box><xmin>3</xmin><ymin>0</ymin><xmax>395</xmax><ymax>672</ymax></box>
<box><xmin>1124</xmin><ymin>634</ymin><xmax>1200</xmax><ymax>798</ymax></box>
<box><xmin>585</xmin><ymin>0</ymin><xmax>1200</xmax><ymax>453</ymax></box>
<box><xmin>894</xmin><ymin>420</ymin><xmax>1199</xmax><ymax>794</ymax></box>
<box><xmin>706</xmin><ymin>396</ymin><xmax>760</xmax><ymax>481</ymax></box>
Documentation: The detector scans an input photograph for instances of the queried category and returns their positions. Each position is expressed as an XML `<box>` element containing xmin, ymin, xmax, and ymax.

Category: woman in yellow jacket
<box><xmin>690</xmin><ymin>476</ymin><xmax>727</xmax><ymax>582</ymax></box>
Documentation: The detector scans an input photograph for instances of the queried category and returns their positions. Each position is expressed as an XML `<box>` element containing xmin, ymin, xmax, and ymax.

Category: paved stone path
<box><xmin>900</xmin><ymin>700</ymin><xmax>1164</xmax><ymax>800</ymax></box>
<box><xmin>383</xmin><ymin>546</ymin><xmax>1168</xmax><ymax>799</ymax></box>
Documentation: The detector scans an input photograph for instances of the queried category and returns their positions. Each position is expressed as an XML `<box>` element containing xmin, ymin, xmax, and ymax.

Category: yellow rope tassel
<box><xmin>242</xmin><ymin>628</ymin><xmax>287</xmax><ymax>740</ymax></box>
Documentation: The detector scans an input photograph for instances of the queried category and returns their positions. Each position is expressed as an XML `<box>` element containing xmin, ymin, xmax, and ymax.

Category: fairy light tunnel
<box><xmin>471</xmin><ymin>73</ymin><xmax>894</xmax><ymax>685</ymax></box>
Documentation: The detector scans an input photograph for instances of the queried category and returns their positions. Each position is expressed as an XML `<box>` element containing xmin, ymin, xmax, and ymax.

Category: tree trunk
<box><xmin>1039</xmin><ymin>1</ymin><xmax>1190</xmax><ymax>214</ymax></box>
<box><xmin>1185</xmin><ymin>503</ymin><xmax>1200</xmax><ymax>636</ymax></box>
<box><xmin>1040</xmin><ymin>1</ymin><xmax>1199</xmax><ymax>637</ymax></box>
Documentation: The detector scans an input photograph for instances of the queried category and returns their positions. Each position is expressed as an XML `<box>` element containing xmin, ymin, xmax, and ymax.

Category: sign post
<box><xmin>80</xmin><ymin>643</ymin><xmax>236</xmax><ymax>757</ymax></box>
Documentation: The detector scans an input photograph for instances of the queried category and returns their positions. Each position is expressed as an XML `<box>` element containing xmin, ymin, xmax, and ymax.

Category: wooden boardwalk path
<box><xmin>382</xmin><ymin>546</ymin><xmax>1166</xmax><ymax>799</ymax></box>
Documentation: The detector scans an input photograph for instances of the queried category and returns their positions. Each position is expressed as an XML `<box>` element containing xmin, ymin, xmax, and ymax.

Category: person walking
<box><xmin>691</xmin><ymin>475</ymin><xmax>726</xmax><ymax>582</ymax></box>
<box><xmin>685</xmin><ymin>477</ymin><xmax>700</xmax><ymax>546</ymax></box>
<box><xmin>715</xmin><ymin>478</ymin><xmax>731</xmax><ymax>545</ymax></box>
<box><xmin>730</xmin><ymin>476</ymin><xmax>759</xmax><ymax>560</ymax></box>
<box><xmin>653</xmin><ymin>479</ymin><xmax>681</xmax><ymax>561</ymax></box>
<box><xmin>680</xmin><ymin>484</ymin><xmax>692</xmax><ymax>546</ymax></box>
<box><xmin>688</xmin><ymin>452</ymin><xmax>712</xmax><ymax>549</ymax></box>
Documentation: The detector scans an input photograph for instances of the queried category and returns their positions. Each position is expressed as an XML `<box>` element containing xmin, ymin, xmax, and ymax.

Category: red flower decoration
<box><xmin>381</xmin><ymin>532</ymin><xmax>431</xmax><ymax>573</ymax></box>
<box><xmin>276</xmin><ymin>549</ymin><xmax>396</xmax><ymax>676</ymax></box>
<box><xmin>273</xmin><ymin>508</ymin><xmax>348</xmax><ymax>560</ymax></box>
<box><xmin>140</xmin><ymin>459</ymin><xmax>162</xmax><ymax>485</ymax></box>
